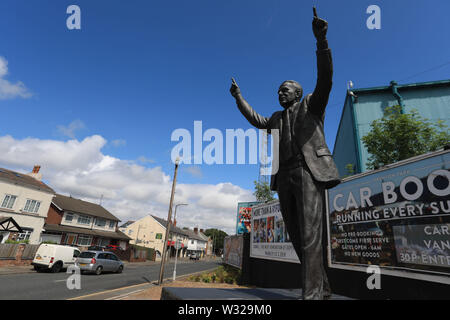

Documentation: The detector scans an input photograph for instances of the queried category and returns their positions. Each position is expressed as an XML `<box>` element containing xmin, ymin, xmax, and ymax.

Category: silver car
<box><xmin>76</xmin><ymin>251</ymin><xmax>124</xmax><ymax>275</ymax></box>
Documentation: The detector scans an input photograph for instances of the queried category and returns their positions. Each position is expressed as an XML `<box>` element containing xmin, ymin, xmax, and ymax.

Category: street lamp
<box><xmin>173</xmin><ymin>203</ymin><xmax>188</xmax><ymax>281</ymax></box>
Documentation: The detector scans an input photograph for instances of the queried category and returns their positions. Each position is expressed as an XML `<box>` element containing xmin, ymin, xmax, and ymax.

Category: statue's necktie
<box><xmin>282</xmin><ymin>108</ymin><xmax>294</xmax><ymax>160</ymax></box>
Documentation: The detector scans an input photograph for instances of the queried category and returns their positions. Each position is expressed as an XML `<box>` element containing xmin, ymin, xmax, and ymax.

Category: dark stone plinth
<box><xmin>161</xmin><ymin>287</ymin><xmax>353</xmax><ymax>300</ymax></box>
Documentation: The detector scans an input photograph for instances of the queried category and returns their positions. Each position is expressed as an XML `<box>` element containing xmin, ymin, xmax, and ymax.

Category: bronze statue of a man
<box><xmin>230</xmin><ymin>8</ymin><xmax>341</xmax><ymax>300</ymax></box>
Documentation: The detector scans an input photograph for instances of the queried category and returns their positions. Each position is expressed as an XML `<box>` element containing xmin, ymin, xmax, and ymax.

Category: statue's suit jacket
<box><xmin>235</xmin><ymin>41</ymin><xmax>341</xmax><ymax>190</ymax></box>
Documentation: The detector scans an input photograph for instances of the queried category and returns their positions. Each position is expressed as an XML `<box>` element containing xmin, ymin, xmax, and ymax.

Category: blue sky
<box><xmin>0</xmin><ymin>0</ymin><xmax>449</xmax><ymax>233</ymax></box>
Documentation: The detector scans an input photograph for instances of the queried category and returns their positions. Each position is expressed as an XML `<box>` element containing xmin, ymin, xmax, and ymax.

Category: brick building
<box><xmin>42</xmin><ymin>194</ymin><xmax>131</xmax><ymax>249</ymax></box>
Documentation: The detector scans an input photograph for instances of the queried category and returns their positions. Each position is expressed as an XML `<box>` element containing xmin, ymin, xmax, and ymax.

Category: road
<box><xmin>0</xmin><ymin>259</ymin><xmax>220</xmax><ymax>300</ymax></box>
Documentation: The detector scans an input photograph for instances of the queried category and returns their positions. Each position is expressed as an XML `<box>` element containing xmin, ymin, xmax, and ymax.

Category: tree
<box><xmin>253</xmin><ymin>180</ymin><xmax>276</xmax><ymax>202</ymax></box>
<box><xmin>361</xmin><ymin>105</ymin><xmax>450</xmax><ymax>170</ymax></box>
<box><xmin>203</xmin><ymin>228</ymin><xmax>228</xmax><ymax>255</ymax></box>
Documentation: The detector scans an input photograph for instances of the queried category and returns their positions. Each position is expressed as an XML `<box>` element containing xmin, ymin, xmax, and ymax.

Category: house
<box><xmin>0</xmin><ymin>217</ymin><xmax>23</xmax><ymax>243</ymax></box>
<box><xmin>118</xmin><ymin>220</ymin><xmax>135</xmax><ymax>233</ymax></box>
<box><xmin>0</xmin><ymin>166</ymin><xmax>55</xmax><ymax>244</ymax></box>
<box><xmin>42</xmin><ymin>193</ymin><xmax>131</xmax><ymax>249</ymax></box>
<box><xmin>333</xmin><ymin>79</ymin><xmax>450</xmax><ymax>177</ymax></box>
<box><xmin>120</xmin><ymin>215</ymin><xmax>189</xmax><ymax>259</ymax></box>
<box><xmin>184</xmin><ymin>227</ymin><xmax>209</xmax><ymax>258</ymax></box>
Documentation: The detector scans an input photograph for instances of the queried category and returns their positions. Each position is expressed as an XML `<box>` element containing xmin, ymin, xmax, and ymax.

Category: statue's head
<box><xmin>278</xmin><ymin>80</ymin><xmax>303</xmax><ymax>108</ymax></box>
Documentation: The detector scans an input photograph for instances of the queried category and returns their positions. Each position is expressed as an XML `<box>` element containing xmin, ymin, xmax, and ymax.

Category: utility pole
<box><xmin>172</xmin><ymin>203</ymin><xmax>188</xmax><ymax>281</ymax></box>
<box><xmin>213</xmin><ymin>232</ymin><xmax>216</xmax><ymax>256</ymax></box>
<box><xmin>158</xmin><ymin>158</ymin><xmax>180</xmax><ymax>285</ymax></box>
<box><xmin>135</xmin><ymin>224</ymin><xmax>146</xmax><ymax>245</ymax></box>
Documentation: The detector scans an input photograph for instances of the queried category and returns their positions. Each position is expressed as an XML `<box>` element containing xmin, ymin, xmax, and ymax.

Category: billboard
<box><xmin>223</xmin><ymin>234</ymin><xmax>244</xmax><ymax>269</ymax></box>
<box><xmin>236</xmin><ymin>201</ymin><xmax>261</xmax><ymax>234</ymax></box>
<box><xmin>326</xmin><ymin>149</ymin><xmax>450</xmax><ymax>284</ymax></box>
<box><xmin>250</xmin><ymin>200</ymin><xmax>300</xmax><ymax>264</ymax></box>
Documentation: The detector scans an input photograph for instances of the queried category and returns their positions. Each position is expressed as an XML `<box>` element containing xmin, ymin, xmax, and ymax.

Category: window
<box><xmin>23</xmin><ymin>199</ymin><xmax>41</xmax><ymax>213</ymax></box>
<box><xmin>98</xmin><ymin>238</ymin><xmax>109</xmax><ymax>247</ymax></box>
<box><xmin>108</xmin><ymin>254</ymin><xmax>118</xmax><ymax>261</ymax></box>
<box><xmin>109</xmin><ymin>221</ymin><xmax>115</xmax><ymax>229</ymax></box>
<box><xmin>77</xmin><ymin>215</ymin><xmax>91</xmax><ymax>225</ymax></box>
<box><xmin>17</xmin><ymin>229</ymin><xmax>33</xmax><ymax>241</ymax></box>
<box><xmin>128</xmin><ymin>230</ymin><xmax>133</xmax><ymax>235</ymax></box>
<box><xmin>73</xmin><ymin>250</ymin><xmax>80</xmax><ymax>258</ymax></box>
<box><xmin>1</xmin><ymin>194</ymin><xmax>17</xmax><ymax>209</ymax></box>
<box><xmin>79</xmin><ymin>252</ymin><xmax>96</xmax><ymax>259</ymax></box>
<box><xmin>76</xmin><ymin>235</ymin><xmax>92</xmax><ymax>246</ymax></box>
<box><xmin>65</xmin><ymin>214</ymin><xmax>73</xmax><ymax>222</ymax></box>
<box><xmin>95</xmin><ymin>218</ymin><xmax>106</xmax><ymax>227</ymax></box>
<box><xmin>97</xmin><ymin>253</ymin><xmax>107</xmax><ymax>259</ymax></box>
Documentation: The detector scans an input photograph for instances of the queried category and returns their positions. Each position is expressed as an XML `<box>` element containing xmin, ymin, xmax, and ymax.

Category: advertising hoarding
<box><xmin>223</xmin><ymin>234</ymin><xmax>244</xmax><ymax>269</ymax></box>
<box><xmin>326</xmin><ymin>149</ymin><xmax>450</xmax><ymax>284</ymax></box>
<box><xmin>236</xmin><ymin>201</ymin><xmax>261</xmax><ymax>234</ymax></box>
<box><xmin>250</xmin><ymin>200</ymin><xmax>300</xmax><ymax>264</ymax></box>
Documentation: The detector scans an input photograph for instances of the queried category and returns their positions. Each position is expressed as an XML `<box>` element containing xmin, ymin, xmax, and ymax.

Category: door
<box><xmin>106</xmin><ymin>253</ymin><xmax>120</xmax><ymax>271</ymax></box>
<box><xmin>65</xmin><ymin>234</ymin><xmax>77</xmax><ymax>245</ymax></box>
<box><xmin>97</xmin><ymin>253</ymin><xmax>111</xmax><ymax>271</ymax></box>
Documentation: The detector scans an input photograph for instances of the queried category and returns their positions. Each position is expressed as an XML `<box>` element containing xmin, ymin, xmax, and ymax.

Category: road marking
<box><xmin>105</xmin><ymin>289</ymin><xmax>146</xmax><ymax>300</ymax></box>
<box><xmin>67</xmin><ymin>282</ymin><xmax>151</xmax><ymax>300</ymax></box>
<box><xmin>54</xmin><ymin>280</ymin><xmax>67</xmax><ymax>283</ymax></box>
<box><xmin>67</xmin><ymin>266</ymin><xmax>218</xmax><ymax>300</ymax></box>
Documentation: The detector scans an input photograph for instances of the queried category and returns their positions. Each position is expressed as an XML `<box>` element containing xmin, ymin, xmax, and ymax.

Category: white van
<box><xmin>32</xmin><ymin>244</ymin><xmax>81</xmax><ymax>273</ymax></box>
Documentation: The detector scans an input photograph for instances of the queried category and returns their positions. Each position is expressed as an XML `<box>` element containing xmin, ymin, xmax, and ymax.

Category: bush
<box><xmin>5</xmin><ymin>239</ymin><xmax>29</xmax><ymax>244</ymax></box>
<box><xmin>189</xmin><ymin>265</ymin><xmax>241</xmax><ymax>285</ymax></box>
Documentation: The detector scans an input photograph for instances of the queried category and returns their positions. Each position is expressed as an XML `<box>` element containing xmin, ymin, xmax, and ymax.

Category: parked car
<box><xmin>189</xmin><ymin>252</ymin><xmax>200</xmax><ymax>260</ymax></box>
<box><xmin>75</xmin><ymin>251</ymin><xmax>124</xmax><ymax>275</ymax></box>
<box><xmin>32</xmin><ymin>244</ymin><xmax>81</xmax><ymax>273</ymax></box>
<box><xmin>88</xmin><ymin>245</ymin><xmax>105</xmax><ymax>251</ymax></box>
<box><xmin>105</xmin><ymin>244</ymin><xmax>123</xmax><ymax>251</ymax></box>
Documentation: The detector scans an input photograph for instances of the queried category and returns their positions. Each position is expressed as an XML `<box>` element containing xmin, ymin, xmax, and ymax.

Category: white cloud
<box><xmin>111</xmin><ymin>139</ymin><xmax>126</xmax><ymax>147</ymax></box>
<box><xmin>0</xmin><ymin>134</ymin><xmax>255</xmax><ymax>234</ymax></box>
<box><xmin>56</xmin><ymin>119</ymin><xmax>86</xmax><ymax>139</ymax></box>
<box><xmin>0</xmin><ymin>56</ymin><xmax>32</xmax><ymax>100</ymax></box>
<box><xmin>184</xmin><ymin>165</ymin><xmax>203</xmax><ymax>178</ymax></box>
<box><xmin>137</xmin><ymin>156</ymin><xmax>156</xmax><ymax>164</ymax></box>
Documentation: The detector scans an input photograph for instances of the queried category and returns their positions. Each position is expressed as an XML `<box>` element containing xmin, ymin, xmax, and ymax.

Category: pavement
<box><xmin>161</xmin><ymin>287</ymin><xmax>354</xmax><ymax>300</ymax></box>
<box><xmin>0</xmin><ymin>264</ymin><xmax>35</xmax><ymax>275</ymax></box>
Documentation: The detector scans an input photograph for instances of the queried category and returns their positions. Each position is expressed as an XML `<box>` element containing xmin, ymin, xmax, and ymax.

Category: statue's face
<box><xmin>278</xmin><ymin>82</ymin><xmax>300</xmax><ymax>108</ymax></box>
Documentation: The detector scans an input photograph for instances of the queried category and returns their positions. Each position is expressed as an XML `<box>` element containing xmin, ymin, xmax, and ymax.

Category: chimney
<box><xmin>174</xmin><ymin>219</ymin><xmax>177</xmax><ymax>227</ymax></box>
<box><xmin>200</xmin><ymin>229</ymin><xmax>204</xmax><ymax>234</ymax></box>
<box><xmin>194</xmin><ymin>227</ymin><xmax>198</xmax><ymax>234</ymax></box>
<box><xmin>27</xmin><ymin>165</ymin><xmax>42</xmax><ymax>181</ymax></box>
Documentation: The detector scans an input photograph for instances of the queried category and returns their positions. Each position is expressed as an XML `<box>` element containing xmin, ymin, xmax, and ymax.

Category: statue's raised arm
<box><xmin>230</xmin><ymin>77</ymin><xmax>270</xmax><ymax>129</ymax></box>
<box><xmin>309</xmin><ymin>7</ymin><xmax>333</xmax><ymax>119</ymax></box>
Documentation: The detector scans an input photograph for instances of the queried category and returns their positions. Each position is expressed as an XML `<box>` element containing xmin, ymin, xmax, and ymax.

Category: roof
<box><xmin>151</xmin><ymin>215</ymin><xmax>189</xmax><ymax>236</ymax></box>
<box><xmin>182</xmin><ymin>228</ymin><xmax>208</xmax><ymax>242</ymax></box>
<box><xmin>0</xmin><ymin>167</ymin><xmax>55</xmax><ymax>194</ymax></box>
<box><xmin>0</xmin><ymin>216</ymin><xmax>23</xmax><ymax>233</ymax></box>
<box><xmin>119</xmin><ymin>221</ymin><xmax>135</xmax><ymax>229</ymax></box>
<box><xmin>43</xmin><ymin>224</ymin><xmax>131</xmax><ymax>241</ymax></box>
<box><xmin>52</xmin><ymin>194</ymin><xmax>120</xmax><ymax>222</ymax></box>
<box><xmin>351</xmin><ymin>79</ymin><xmax>450</xmax><ymax>95</ymax></box>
